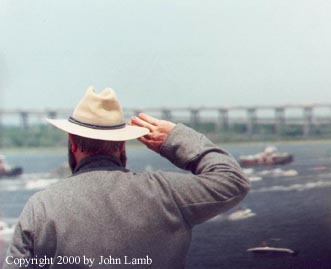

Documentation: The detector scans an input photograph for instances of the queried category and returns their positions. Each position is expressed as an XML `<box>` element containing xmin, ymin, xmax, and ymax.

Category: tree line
<box><xmin>1</xmin><ymin>123</ymin><xmax>331</xmax><ymax>148</ymax></box>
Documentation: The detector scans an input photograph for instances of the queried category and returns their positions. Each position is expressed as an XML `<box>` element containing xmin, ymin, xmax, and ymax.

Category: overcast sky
<box><xmin>1</xmin><ymin>0</ymin><xmax>331</xmax><ymax>110</ymax></box>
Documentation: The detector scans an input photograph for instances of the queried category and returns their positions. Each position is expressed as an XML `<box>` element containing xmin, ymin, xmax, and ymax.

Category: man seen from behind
<box><xmin>4</xmin><ymin>86</ymin><xmax>250</xmax><ymax>268</ymax></box>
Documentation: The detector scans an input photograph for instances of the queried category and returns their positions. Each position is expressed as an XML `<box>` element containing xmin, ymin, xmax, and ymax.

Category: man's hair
<box><xmin>70</xmin><ymin>134</ymin><xmax>122</xmax><ymax>154</ymax></box>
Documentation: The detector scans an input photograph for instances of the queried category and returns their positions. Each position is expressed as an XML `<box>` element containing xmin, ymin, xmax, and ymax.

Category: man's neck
<box><xmin>73</xmin><ymin>154</ymin><xmax>126</xmax><ymax>174</ymax></box>
<box><xmin>74</xmin><ymin>150</ymin><xmax>121</xmax><ymax>165</ymax></box>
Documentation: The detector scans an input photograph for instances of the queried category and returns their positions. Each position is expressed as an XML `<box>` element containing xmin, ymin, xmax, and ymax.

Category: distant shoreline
<box><xmin>2</xmin><ymin>124</ymin><xmax>331</xmax><ymax>148</ymax></box>
<box><xmin>2</xmin><ymin>137</ymin><xmax>331</xmax><ymax>153</ymax></box>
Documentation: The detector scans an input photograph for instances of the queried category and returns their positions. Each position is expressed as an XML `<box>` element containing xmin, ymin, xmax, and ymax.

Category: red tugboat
<box><xmin>239</xmin><ymin>146</ymin><xmax>293</xmax><ymax>167</ymax></box>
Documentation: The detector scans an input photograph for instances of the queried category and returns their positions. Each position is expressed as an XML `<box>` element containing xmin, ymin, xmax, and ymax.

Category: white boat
<box><xmin>227</xmin><ymin>208</ymin><xmax>256</xmax><ymax>221</ymax></box>
<box><xmin>247</xmin><ymin>246</ymin><xmax>297</xmax><ymax>256</ymax></box>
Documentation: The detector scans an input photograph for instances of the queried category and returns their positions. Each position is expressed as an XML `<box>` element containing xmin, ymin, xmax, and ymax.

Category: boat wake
<box><xmin>208</xmin><ymin>207</ymin><xmax>256</xmax><ymax>222</ymax></box>
<box><xmin>0</xmin><ymin>220</ymin><xmax>16</xmax><ymax>242</ymax></box>
<box><xmin>252</xmin><ymin>180</ymin><xmax>331</xmax><ymax>193</ymax></box>
<box><xmin>0</xmin><ymin>173</ymin><xmax>60</xmax><ymax>192</ymax></box>
<box><xmin>244</xmin><ymin>167</ymin><xmax>299</xmax><ymax>179</ymax></box>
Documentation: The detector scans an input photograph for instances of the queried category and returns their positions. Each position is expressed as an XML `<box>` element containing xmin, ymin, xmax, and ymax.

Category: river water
<box><xmin>1</xmin><ymin>142</ymin><xmax>331</xmax><ymax>269</ymax></box>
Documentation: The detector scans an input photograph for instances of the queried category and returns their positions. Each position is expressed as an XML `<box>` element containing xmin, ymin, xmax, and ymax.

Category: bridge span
<box><xmin>1</xmin><ymin>104</ymin><xmax>331</xmax><ymax>137</ymax></box>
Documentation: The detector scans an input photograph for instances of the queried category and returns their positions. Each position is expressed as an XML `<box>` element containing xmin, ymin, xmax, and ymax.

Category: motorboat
<box><xmin>0</xmin><ymin>154</ymin><xmax>23</xmax><ymax>178</ymax></box>
<box><xmin>0</xmin><ymin>166</ymin><xmax>23</xmax><ymax>178</ymax></box>
<box><xmin>247</xmin><ymin>246</ymin><xmax>297</xmax><ymax>257</ymax></box>
<box><xmin>239</xmin><ymin>146</ymin><xmax>293</xmax><ymax>167</ymax></box>
<box><xmin>227</xmin><ymin>208</ymin><xmax>256</xmax><ymax>221</ymax></box>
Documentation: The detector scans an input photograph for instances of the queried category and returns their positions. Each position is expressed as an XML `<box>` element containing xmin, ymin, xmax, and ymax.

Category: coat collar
<box><xmin>73</xmin><ymin>154</ymin><xmax>128</xmax><ymax>175</ymax></box>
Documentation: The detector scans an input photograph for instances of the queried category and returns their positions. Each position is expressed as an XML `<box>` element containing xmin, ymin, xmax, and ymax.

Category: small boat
<box><xmin>227</xmin><ymin>208</ymin><xmax>256</xmax><ymax>221</ymax></box>
<box><xmin>0</xmin><ymin>154</ymin><xmax>23</xmax><ymax>178</ymax></box>
<box><xmin>247</xmin><ymin>246</ymin><xmax>297</xmax><ymax>257</ymax></box>
<box><xmin>0</xmin><ymin>167</ymin><xmax>23</xmax><ymax>178</ymax></box>
<box><xmin>239</xmin><ymin>146</ymin><xmax>293</xmax><ymax>167</ymax></box>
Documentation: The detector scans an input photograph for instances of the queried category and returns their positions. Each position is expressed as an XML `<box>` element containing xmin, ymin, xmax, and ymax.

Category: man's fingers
<box><xmin>138</xmin><ymin>136</ymin><xmax>149</xmax><ymax>144</ymax></box>
<box><xmin>138</xmin><ymin>137</ymin><xmax>160</xmax><ymax>152</ymax></box>
<box><xmin>133</xmin><ymin>113</ymin><xmax>171</xmax><ymax>153</ymax></box>
<box><xmin>131</xmin><ymin>116</ymin><xmax>154</xmax><ymax>130</ymax></box>
<box><xmin>138</xmin><ymin>113</ymin><xmax>160</xmax><ymax>126</ymax></box>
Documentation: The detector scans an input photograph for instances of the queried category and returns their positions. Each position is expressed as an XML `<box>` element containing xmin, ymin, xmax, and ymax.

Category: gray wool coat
<box><xmin>4</xmin><ymin>124</ymin><xmax>250</xmax><ymax>269</ymax></box>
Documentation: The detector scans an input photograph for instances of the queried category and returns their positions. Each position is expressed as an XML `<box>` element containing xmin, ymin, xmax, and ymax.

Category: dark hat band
<box><xmin>68</xmin><ymin>116</ymin><xmax>126</xmax><ymax>130</ymax></box>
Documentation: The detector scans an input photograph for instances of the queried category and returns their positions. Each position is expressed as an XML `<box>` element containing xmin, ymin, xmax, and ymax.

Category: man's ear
<box><xmin>68</xmin><ymin>134</ymin><xmax>78</xmax><ymax>153</ymax></box>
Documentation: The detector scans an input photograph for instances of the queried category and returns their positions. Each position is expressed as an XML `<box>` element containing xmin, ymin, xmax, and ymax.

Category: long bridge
<box><xmin>1</xmin><ymin>104</ymin><xmax>331</xmax><ymax>137</ymax></box>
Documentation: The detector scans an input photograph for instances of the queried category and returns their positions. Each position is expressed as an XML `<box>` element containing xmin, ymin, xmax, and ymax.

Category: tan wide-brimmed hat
<box><xmin>47</xmin><ymin>86</ymin><xmax>149</xmax><ymax>141</ymax></box>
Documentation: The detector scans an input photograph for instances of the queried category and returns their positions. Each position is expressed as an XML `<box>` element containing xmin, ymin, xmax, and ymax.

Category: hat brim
<box><xmin>46</xmin><ymin>119</ymin><xmax>149</xmax><ymax>141</ymax></box>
